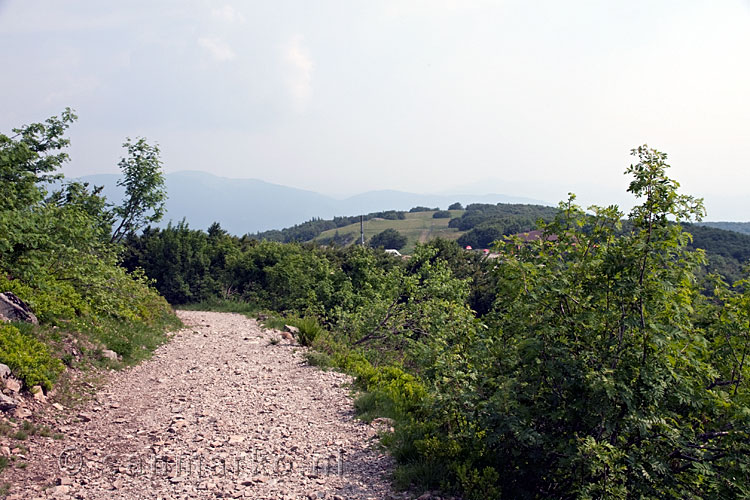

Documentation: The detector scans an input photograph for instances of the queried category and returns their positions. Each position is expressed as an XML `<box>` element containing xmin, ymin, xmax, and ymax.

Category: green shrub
<box><xmin>0</xmin><ymin>324</ymin><xmax>63</xmax><ymax>391</ymax></box>
<box><xmin>304</xmin><ymin>351</ymin><xmax>333</xmax><ymax>369</ymax></box>
<box><xmin>259</xmin><ymin>313</ymin><xmax>327</xmax><ymax>347</ymax></box>
<box><xmin>259</xmin><ymin>315</ymin><xmax>289</xmax><ymax>331</ymax></box>
<box><xmin>287</xmin><ymin>316</ymin><xmax>325</xmax><ymax>346</ymax></box>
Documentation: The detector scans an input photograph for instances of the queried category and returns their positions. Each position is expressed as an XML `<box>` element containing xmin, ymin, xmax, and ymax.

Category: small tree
<box><xmin>448</xmin><ymin>202</ymin><xmax>463</xmax><ymax>210</ymax></box>
<box><xmin>111</xmin><ymin>138</ymin><xmax>167</xmax><ymax>243</ymax></box>
<box><xmin>370</xmin><ymin>228</ymin><xmax>407</xmax><ymax>250</ymax></box>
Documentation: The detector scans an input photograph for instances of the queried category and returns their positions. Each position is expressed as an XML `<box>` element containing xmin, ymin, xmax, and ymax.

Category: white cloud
<box><xmin>198</xmin><ymin>36</ymin><xmax>236</xmax><ymax>61</ymax></box>
<box><xmin>384</xmin><ymin>0</ymin><xmax>494</xmax><ymax>17</ymax></box>
<box><xmin>211</xmin><ymin>5</ymin><xmax>246</xmax><ymax>24</ymax></box>
<box><xmin>284</xmin><ymin>35</ymin><xmax>314</xmax><ymax>110</ymax></box>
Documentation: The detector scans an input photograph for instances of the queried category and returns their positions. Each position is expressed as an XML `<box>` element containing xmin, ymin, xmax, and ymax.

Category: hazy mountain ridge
<box><xmin>72</xmin><ymin>170</ymin><xmax>551</xmax><ymax>235</ymax></box>
<box><xmin>698</xmin><ymin>221</ymin><xmax>750</xmax><ymax>236</ymax></box>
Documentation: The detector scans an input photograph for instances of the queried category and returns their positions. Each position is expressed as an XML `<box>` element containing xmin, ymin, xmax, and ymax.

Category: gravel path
<box><xmin>5</xmin><ymin>311</ymin><xmax>404</xmax><ymax>500</ymax></box>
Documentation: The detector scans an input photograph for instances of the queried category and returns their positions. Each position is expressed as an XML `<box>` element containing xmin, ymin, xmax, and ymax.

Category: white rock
<box><xmin>101</xmin><ymin>349</ymin><xmax>119</xmax><ymax>360</ymax></box>
<box><xmin>4</xmin><ymin>377</ymin><xmax>21</xmax><ymax>393</ymax></box>
<box><xmin>13</xmin><ymin>407</ymin><xmax>31</xmax><ymax>418</ymax></box>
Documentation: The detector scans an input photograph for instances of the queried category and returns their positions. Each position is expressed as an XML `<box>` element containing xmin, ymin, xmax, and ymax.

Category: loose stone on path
<box><xmin>4</xmin><ymin>311</ymin><xmax>407</xmax><ymax>499</ymax></box>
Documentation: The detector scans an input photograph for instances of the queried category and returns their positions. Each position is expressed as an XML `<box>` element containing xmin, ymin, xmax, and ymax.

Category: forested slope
<box><xmin>699</xmin><ymin>221</ymin><xmax>750</xmax><ymax>235</ymax></box>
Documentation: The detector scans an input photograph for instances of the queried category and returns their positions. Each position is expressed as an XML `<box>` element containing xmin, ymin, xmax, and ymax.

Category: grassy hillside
<box><xmin>315</xmin><ymin>210</ymin><xmax>465</xmax><ymax>253</ymax></box>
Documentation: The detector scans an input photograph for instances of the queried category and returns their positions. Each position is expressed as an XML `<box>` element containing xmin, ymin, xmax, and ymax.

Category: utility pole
<box><xmin>360</xmin><ymin>215</ymin><xmax>365</xmax><ymax>245</ymax></box>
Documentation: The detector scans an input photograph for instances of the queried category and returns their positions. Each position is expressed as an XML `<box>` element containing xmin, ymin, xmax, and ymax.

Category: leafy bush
<box><xmin>304</xmin><ymin>350</ymin><xmax>333</xmax><ymax>369</ymax></box>
<box><xmin>287</xmin><ymin>316</ymin><xmax>325</xmax><ymax>346</ymax></box>
<box><xmin>369</xmin><ymin>228</ymin><xmax>407</xmax><ymax>250</ymax></box>
<box><xmin>432</xmin><ymin>210</ymin><xmax>451</xmax><ymax>219</ymax></box>
<box><xmin>0</xmin><ymin>324</ymin><xmax>63</xmax><ymax>391</ymax></box>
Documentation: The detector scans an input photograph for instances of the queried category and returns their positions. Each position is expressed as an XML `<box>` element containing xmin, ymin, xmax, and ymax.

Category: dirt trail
<box><xmin>5</xmin><ymin>311</ymin><xmax>404</xmax><ymax>500</ymax></box>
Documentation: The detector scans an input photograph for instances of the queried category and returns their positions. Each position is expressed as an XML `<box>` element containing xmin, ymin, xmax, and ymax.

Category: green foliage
<box><xmin>254</xmin><ymin>211</ymin><xmax>406</xmax><ymax>243</ymax></box>
<box><xmin>449</xmin><ymin>202</ymin><xmax>557</xmax><ymax>231</ymax></box>
<box><xmin>224</xmin><ymin>241</ymin><xmax>342</xmax><ymax>316</ymax></box>
<box><xmin>304</xmin><ymin>350</ymin><xmax>334</xmax><ymax>369</ymax></box>
<box><xmin>0</xmin><ymin>108</ymin><xmax>76</xmax><ymax>211</ymax></box>
<box><xmin>412</xmin><ymin>238</ymin><xmax>499</xmax><ymax>316</ymax></box>
<box><xmin>119</xmin><ymin>144</ymin><xmax>750</xmax><ymax>499</ymax></box>
<box><xmin>456</xmin><ymin>222</ymin><xmax>504</xmax><ymax>248</ymax></box>
<box><xmin>432</xmin><ymin>210</ymin><xmax>451</xmax><ymax>219</ymax></box>
<box><xmin>685</xmin><ymin>223</ymin><xmax>750</xmax><ymax>284</ymax></box>
<box><xmin>259</xmin><ymin>313</ymin><xmax>327</xmax><ymax>346</ymax></box>
<box><xmin>111</xmin><ymin>137</ymin><xmax>167</xmax><ymax>243</ymax></box>
<box><xmin>0</xmin><ymin>111</ymin><xmax>178</xmax><ymax>392</ymax></box>
<box><xmin>121</xmin><ymin>221</ymin><xmax>234</xmax><ymax>304</ymax></box>
<box><xmin>370</xmin><ymin>228</ymin><xmax>408</xmax><ymax>250</ymax></box>
<box><xmin>456</xmin><ymin>218</ymin><xmax>538</xmax><ymax>248</ymax></box>
<box><xmin>0</xmin><ymin>324</ymin><xmax>63</xmax><ymax>391</ymax></box>
<box><xmin>413</xmin><ymin>146</ymin><xmax>748</xmax><ymax>498</ymax></box>
<box><xmin>88</xmin><ymin>313</ymin><xmax>179</xmax><ymax>364</ymax></box>
<box><xmin>177</xmin><ymin>297</ymin><xmax>261</xmax><ymax>315</ymax></box>
<box><xmin>448</xmin><ymin>202</ymin><xmax>463</xmax><ymax>210</ymax></box>
<box><xmin>287</xmin><ymin>316</ymin><xmax>325</xmax><ymax>346</ymax></box>
<box><xmin>317</xmin><ymin>229</ymin><xmax>357</xmax><ymax>247</ymax></box>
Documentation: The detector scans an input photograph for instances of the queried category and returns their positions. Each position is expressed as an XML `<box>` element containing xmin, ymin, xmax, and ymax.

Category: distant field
<box><xmin>315</xmin><ymin>210</ymin><xmax>465</xmax><ymax>254</ymax></box>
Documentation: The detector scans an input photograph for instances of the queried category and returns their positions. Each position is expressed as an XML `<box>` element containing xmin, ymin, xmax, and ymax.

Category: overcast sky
<box><xmin>1</xmin><ymin>1</ymin><xmax>748</xmax><ymax>219</ymax></box>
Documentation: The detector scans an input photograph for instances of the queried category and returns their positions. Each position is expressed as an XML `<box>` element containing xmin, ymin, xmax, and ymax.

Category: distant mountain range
<box><xmin>71</xmin><ymin>171</ymin><xmax>551</xmax><ymax>235</ymax></box>
<box><xmin>698</xmin><ymin>221</ymin><xmax>750</xmax><ymax>236</ymax></box>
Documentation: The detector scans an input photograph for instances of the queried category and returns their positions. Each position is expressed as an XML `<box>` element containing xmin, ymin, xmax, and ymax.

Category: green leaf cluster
<box><xmin>0</xmin><ymin>324</ymin><xmax>63</xmax><ymax>391</ymax></box>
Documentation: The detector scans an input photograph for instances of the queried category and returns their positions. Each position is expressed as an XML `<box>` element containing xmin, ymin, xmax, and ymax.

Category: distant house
<box><xmin>514</xmin><ymin>229</ymin><xmax>559</xmax><ymax>242</ymax></box>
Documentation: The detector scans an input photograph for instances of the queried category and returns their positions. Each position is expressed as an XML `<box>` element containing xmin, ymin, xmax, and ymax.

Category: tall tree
<box><xmin>111</xmin><ymin>137</ymin><xmax>167</xmax><ymax>243</ymax></box>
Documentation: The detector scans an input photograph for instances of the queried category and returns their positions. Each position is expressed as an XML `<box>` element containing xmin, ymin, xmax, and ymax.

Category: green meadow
<box><xmin>315</xmin><ymin>210</ymin><xmax>465</xmax><ymax>253</ymax></box>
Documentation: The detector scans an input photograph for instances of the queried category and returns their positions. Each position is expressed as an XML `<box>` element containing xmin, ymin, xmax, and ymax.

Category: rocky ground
<box><xmin>0</xmin><ymin>311</ymin><xmax>415</xmax><ymax>500</ymax></box>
